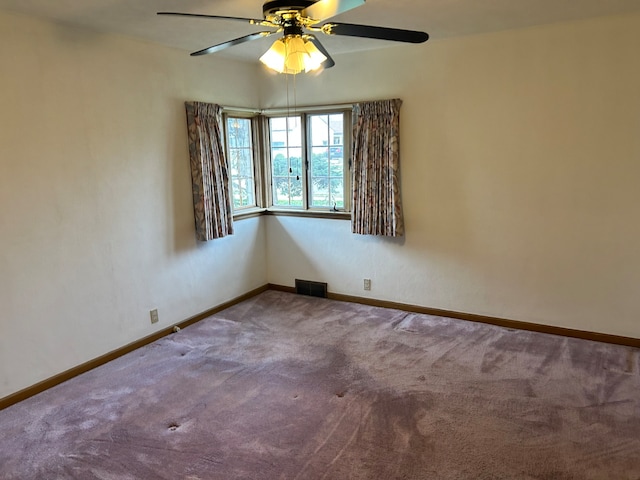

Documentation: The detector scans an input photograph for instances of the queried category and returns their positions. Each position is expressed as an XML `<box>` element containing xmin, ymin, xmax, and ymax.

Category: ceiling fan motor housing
<box><xmin>263</xmin><ymin>0</ymin><xmax>317</xmax><ymax>16</ymax></box>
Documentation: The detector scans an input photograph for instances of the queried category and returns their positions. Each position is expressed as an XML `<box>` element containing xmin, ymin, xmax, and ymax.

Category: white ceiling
<box><xmin>2</xmin><ymin>0</ymin><xmax>640</xmax><ymax>62</ymax></box>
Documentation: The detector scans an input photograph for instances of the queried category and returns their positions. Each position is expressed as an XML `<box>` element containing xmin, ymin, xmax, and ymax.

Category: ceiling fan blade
<box><xmin>157</xmin><ymin>12</ymin><xmax>266</xmax><ymax>25</ymax></box>
<box><xmin>302</xmin><ymin>0</ymin><xmax>365</xmax><ymax>21</ymax></box>
<box><xmin>306</xmin><ymin>35</ymin><xmax>335</xmax><ymax>69</ymax></box>
<box><xmin>323</xmin><ymin>22</ymin><xmax>429</xmax><ymax>43</ymax></box>
<box><xmin>191</xmin><ymin>31</ymin><xmax>276</xmax><ymax>56</ymax></box>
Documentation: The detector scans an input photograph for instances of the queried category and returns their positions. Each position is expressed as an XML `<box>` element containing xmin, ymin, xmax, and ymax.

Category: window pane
<box><xmin>270</xmin><ymin>116</ymin><xmax>303</xmax><ymax>207</ymax></box>
<box><xmin>272</xmin><ymin>150</ymin><xmax>288</xmax><ymax>176</ymax></box>
<box><xmin>310</xmin><ymin>115</ymin><xmax>329</xmax><ymax>146</ymax></box>
<box><xmin>330</xmin><ymin>178</ymin><xmax>344</xmax><ymax>208</ymax></box>
<box><xmin>273</xmin><ymin>177</ymin><xmax>289</xmax><ymax>205</ymax></box>
<box><xmin>237</xmin><ymin>178</ymin><xmax>255</xmax><ymax>207</ymax></box>
<box><xmin>329</xmin><ymin>114</ymin><xmax>344</xmax><ymax>145</ymax></box>
<box><xmin>226</xmin><ymin>117</ymin><xmax>256</xmax><ymax>210</ymax></box>
<box><xmin>272</xmin><ymin>176</ymin><xmax>302</xmax><ymax>207</ymax></box>
<box><xmin>312</xmin><ymin>176</ymin><xmax>330</xmax><ymax>207</ymax></box>
<box><xmin>239</xmin><ymin>149</ymin><xmax>252</xmax><ymax>177</ymax></box>
<box><xmin>309</xmin><ymin>112</ymin><xmax>345</xmax><ymax>209</ymax></box>
<box><xmin>311</xmin><ymin>147</ymin><xmax>329</xmax><ymax>176</ymax></box>
<box><xmin>289</xmin><ymin>148</ymin><xmax>302</xmax><ymax>177</ymax></box>
<box><xmin>329</xmin><ymin>157</ymin><xmax>343</xmax><ymax>177</ymax></box>
<box><xmin>286</xmin><ymin>117</ymin><xmax>302</xmax><ymax>147</ymax></box>
<box><xmin>231</xmin><ymin>178</ymin><xmax>241</xmax><ymax>205</ymax></box>
<box><xmin>227</xmin><ymin>122</ymin><xmax>238</xmax><ymax>149</ymax></box>
<box><xmin>330</xmin><ymin>146</ymin><xmax>343</xmax><ymax>162</ymax></box>
<box><xmin>270</xmin><ymin>116</ymin><xmax>287</xmax><ymax>132</ymax></box>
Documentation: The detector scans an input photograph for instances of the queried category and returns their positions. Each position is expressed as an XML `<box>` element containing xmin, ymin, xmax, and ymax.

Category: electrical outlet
<box><xmin>150</xmin><ymin>309</ymin><xmax>159</xmax><ymax>324</ymax></box>
<box><xmin>364</xmin><ymin>278</ymin><xmax>371</xmax><ymax>291</ymax></box>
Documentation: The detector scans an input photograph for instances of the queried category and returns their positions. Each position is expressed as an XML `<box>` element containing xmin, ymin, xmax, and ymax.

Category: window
<box><xmin>223</xmin><ymin>107</ymin><xmax>350</xmax><ymax>216</ymax></box>
<box><xmin>270</xmin><ymin>116</ymin><xmax>303</xmax><ymax>207</ymax></box>
<box><xmin>225</xmin><ymin>116</ymin><xmax>257</xmax><ymax>210</ymax></box>
<box><xmin>268</xmin><ymin>110</ymin><xmax>349</xmax><ymax>211</ymax></box>
<box><xmin>309</xmin><ymin>113</ymin><xmax>345</xmax><ymax>209</ymax></box>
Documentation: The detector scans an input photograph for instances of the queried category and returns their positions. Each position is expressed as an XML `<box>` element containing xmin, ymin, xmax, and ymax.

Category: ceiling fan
<box><xmin>158</xmin><ymin>0</ymin><xmax>429</xmax><ymax>74</ymax></box>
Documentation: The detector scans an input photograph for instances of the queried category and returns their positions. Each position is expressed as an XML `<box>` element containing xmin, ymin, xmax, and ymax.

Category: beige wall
<box><xmin>0</xmin><ymin>11</ymin><xmax>268</xmax><ymax>398</ymax></box>
<box><xmin>262</xmin><ymin>13</ymin><xmax>640</xmax><ymax>338</ymax></box>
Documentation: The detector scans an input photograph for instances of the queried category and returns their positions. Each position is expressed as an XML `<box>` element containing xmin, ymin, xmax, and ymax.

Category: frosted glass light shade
<box><xmin>303</xmin><ymin>41</ymin><xmax>326</xmax><ymax>72</ymax></box>
<box><xmin>284</xmin><ymin>36</ymin><xmax>307</xmax><ymax>74</ymax></box>
<box><xmin>259</xmin><ymin>39</ymin><xmax>287</xmax><ymax>72</ymax></box>
<box><xmin>259</xmin><ymin>35</ymin><xmax>327</xmax><ymax>75</ymax></box>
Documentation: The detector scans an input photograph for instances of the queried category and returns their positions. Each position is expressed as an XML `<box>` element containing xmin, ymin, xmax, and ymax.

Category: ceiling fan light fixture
<box><xmin>260</xmin><ymin>35</ymin><xmax>326</xmax><ymax>75</ymax></box>
<box><xmin>161</xmin><ymin>1</ymin><xmax>429</xmax><ymax>70</ymax></box>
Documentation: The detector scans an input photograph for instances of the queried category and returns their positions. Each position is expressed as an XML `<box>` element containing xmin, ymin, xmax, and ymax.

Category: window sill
<box><xmin>233</xmin><ymin>207</ymin><xmax>350</xmax><ymax>221</ymax></box>
<box><xmin>233</xmin><ymin>208</ymin><xmax>267</xmax><ymax>221</ymax></box>
<box><xmin>265</xmin><ymin>208</ymin><xmax>351</xmax><ymax>220</ymax></box>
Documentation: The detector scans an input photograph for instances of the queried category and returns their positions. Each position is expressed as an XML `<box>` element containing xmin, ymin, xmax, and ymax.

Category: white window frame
<box><xmin>223</xmin><ymin>112</ymin><xmax>264</xmax><ymax>216</ymax></box>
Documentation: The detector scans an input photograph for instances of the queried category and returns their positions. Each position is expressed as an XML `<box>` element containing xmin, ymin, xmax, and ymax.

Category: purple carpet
<box><xmin>1</xmin><ymin>290</ymin><xmax>639</xmax><ymax>479</ymax></box>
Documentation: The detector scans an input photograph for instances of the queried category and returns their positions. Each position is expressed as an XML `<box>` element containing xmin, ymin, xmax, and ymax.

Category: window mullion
<box><xmin>343</xmin><ymin>110</ymin><xmax>351</xmax><ymax>212</ymax></box>
<box><xmin>252</xmin><ymin>115</ymin><xmax>266</xmax><ymax>209</ymax></box>
<box><xmin>301</xmin><ymin>113</ymin><xmax>310</xmax><ymax>211</ymax></box>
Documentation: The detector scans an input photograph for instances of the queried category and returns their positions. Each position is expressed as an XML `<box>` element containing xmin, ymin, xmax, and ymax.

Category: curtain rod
<box><xmin>222</xmin><ymin>102</ymin><xmax>354</xmax><ymax>115</ymax></box>
<box><xmin>221</xmin><ymin>99</ymin><xmax>396</xmax><ymax>115</ymax></box>
<box><xmin>262</xmin><ymin>102</ymin><xmax>354</xmax><ymax>114</ymax></box>
<box><xmin>221</xmin><ymin>106</ymin><xmax>262</xmax><ymax>114</ymax></box>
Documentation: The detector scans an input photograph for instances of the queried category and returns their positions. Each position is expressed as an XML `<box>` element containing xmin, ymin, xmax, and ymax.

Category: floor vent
<box><xmin>295</xmin><ymin>279</ymin><xmax>328</xmax><ymax>298</ymax></box>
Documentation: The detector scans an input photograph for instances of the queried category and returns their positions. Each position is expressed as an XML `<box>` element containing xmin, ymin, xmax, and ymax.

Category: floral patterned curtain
<box><xmin>185</xmin><ymin>101</ymin><xmax>234</xmax><ymax>240</ymax></box>
<box><xmin>351</xmin><ymin>99</ymin><xmax>404</xmax><ymax>237</ymax></box>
